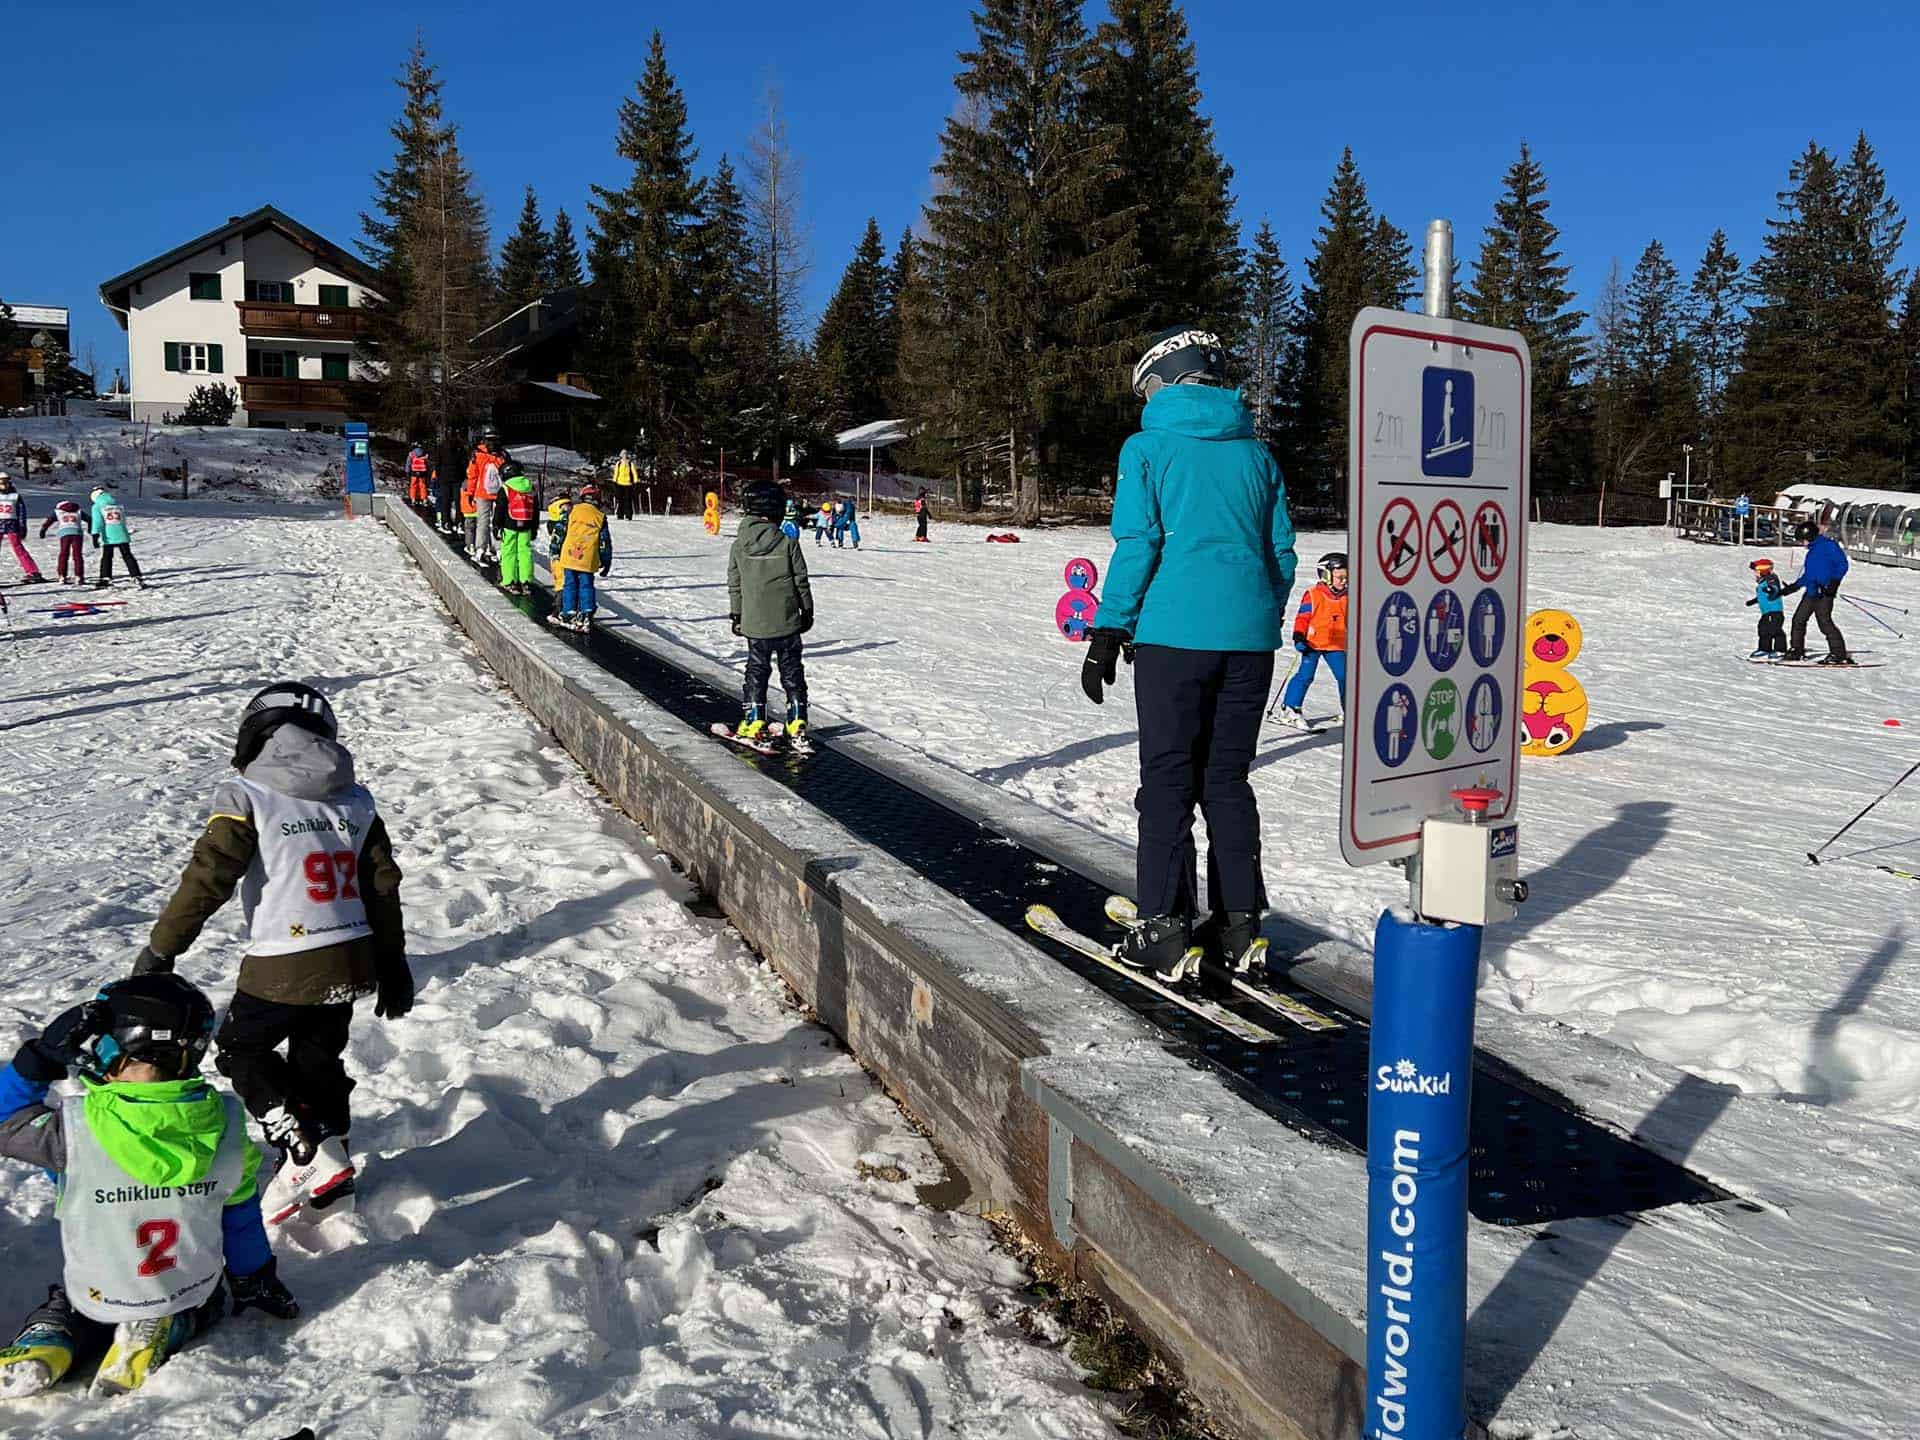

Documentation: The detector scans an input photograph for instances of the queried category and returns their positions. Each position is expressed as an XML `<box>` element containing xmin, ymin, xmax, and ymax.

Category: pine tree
<box><xmin>815</xmin><ymin>218</ymin><xmax>893</xmax><ymax>428</ymax></box>
<box><xmin>1619</xmin><ymin>239</ymin><xmax>1698</xmax><ymax>492</ymax></box>
<box><xmin>497</xmin><ymin>185</ymin><xmax>551</xmax><ymax>312</ymax></box>
<box><xmin>917</xmin><ymin>0</ymin><xmax>1133</xmax><ymax>523</ymax></box>
<box><xmin>38</xmin><ymin>335</ymin><xmax>83</xmax><ymax>398</ymax></box>
<box><xmin>743</xmin><ymin>82</ymin><xmax>816</xmax><ymax>470</ymax></box>
<box><xmin>357</xmin><ymin>39</ymin><xmax>495</xmax><ymax>447</ymax></box>
<box><xmin>546</xmin><ymin>208</ymin><xmax>585</xmax><ymax>289</ymax></box>
<box><xmin>1899</xmin><ymin>270</ymin><xmax>1920</xmax><ymax>484</ymax></box>
<box><xmin>1295</xmin><ymin>149</ymin><xmax>1411</xmax><ymax>510</ymax></box>
<box><xmin>688</xmin><ymin>154</ymin><xmax>765</xmax><ymax>460</ymax></box>
<box><xmin>1587</xmin><ymin>259</ymin><xmax>1633</xmax><ymax>486</ymax></box>
<box><xmin>1725</xmin><ymin>136</ymin><xmax>1907</xmax><ymax>488</ymax></box>
<box><xmin>587</xmin><ymin>30</ymin><xmax>706</xmax><ymax>465</ymax></box>
<box><xmin>1085</xmin><ymin>0</ymin><xmax>1238</xmax><ymax>340</ymax></box>
<box><xmin>878</xmin><ymin>229</ymin><xmax>915</xmax><ymax>414</ymax></box>
<box><xmin>1235</xmin><ymin>219</ymin><xmax>1298</xmax><ymax>463</ymax></box>
<box><xmin>0</xmin><ymin>297</ymin><xmax>17</xmax><ymax>361</ymax></box>
<box><xmin>1459</xmin><ymin>143</ymin><xmax>1588</xmax><ymax>491</ymax></box>
<box><xmin>1685</xmin><ymin>229</ymin><xmax>1742</xmax><ymax>489</ymax></box>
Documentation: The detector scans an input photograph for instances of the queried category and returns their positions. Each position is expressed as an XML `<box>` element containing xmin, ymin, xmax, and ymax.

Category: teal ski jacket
<box><xmin>1097</xmin><ymin>385</ymin><xmax>1296</xmax><ymax>651</ymax></box>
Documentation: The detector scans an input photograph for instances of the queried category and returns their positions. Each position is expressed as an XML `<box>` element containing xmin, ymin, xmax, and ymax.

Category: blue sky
<box><xmin>6</xmin><ymin>1</ymin><xmax>1917</xmax><ymax>387</ymax></box>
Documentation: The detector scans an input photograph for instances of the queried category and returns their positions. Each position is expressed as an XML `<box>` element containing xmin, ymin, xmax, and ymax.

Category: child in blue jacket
<box><xmin>1745</xmin><ymin>557</ymin><xmax>1786</xmax><ymax>658</ymax></box>
<box><xmin>0</xmin><ymin>976</ymin><xmax>296</xmax><ymax>1397</ymax></box>
<box><xmin>89</xmin><ymin>486</ymin><xmax>146</xmax><ymax>590</ymax></box>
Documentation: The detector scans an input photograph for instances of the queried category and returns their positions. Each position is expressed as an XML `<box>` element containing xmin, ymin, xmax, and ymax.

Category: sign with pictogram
<box><xmin>1378</xmin><ymin>497</ymin><xmax>1421</xmax><ymax>585</ymax></box>
<box><xmin>1342</xmin><ymin>308</ymin><xmax>1530</xmax><ymax>865</ymax></box>
<box><xmin>1426</xmin><ymin>499</ymin><xmax>1466</xmax><ymax>583</ymax></box>
<box><xmin>1470</xmin><ymin>500</ymin><xmax>1509</xmax><ymax>581</ymax></box>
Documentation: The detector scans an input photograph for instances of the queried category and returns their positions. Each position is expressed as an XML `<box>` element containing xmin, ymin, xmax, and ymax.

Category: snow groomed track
<box><xmin>402</xmin><ymin>501</ymin><xmax>1723</xmax><ymax>1231</ymax></box>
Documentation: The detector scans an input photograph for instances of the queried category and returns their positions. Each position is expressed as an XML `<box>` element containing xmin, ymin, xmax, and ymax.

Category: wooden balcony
<box><xmin>235</xmin><ymin>301</ymin><xmax>363</xmax><ymax>341</ymax></box>
<box><xmin>235</xmin><ymin>375</ymin><xmax>352</xmax><ymax>413</ymax></box>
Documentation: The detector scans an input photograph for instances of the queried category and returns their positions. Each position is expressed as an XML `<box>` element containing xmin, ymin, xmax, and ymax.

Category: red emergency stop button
<box><xmin>1450</xmin><ymin>786</ymin><xmax>1502</xmax><ymax>814</ymax></box>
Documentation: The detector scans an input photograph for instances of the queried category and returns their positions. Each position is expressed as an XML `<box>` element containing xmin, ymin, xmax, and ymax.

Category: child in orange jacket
<box><xmin>1274</xmin><ymin>552</ymin><xmax>1347</xmax><ymax>729</ymax></box>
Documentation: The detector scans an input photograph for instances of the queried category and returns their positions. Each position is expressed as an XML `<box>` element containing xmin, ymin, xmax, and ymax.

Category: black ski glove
<box><xmin>1780</xmin><ymin>580</ymin><xmax>1802</xmax><ymax>596</ymax></box>
<box><xmin>1081</xmin><ymin>628</ymin><xmax>1133</xmax><ymax>706</ymax></box>
<box><xmin>729</xmin><ymin>615</ymin><xmax>742</xmax><ymax>636</ymax></box>
<box><xmin>229</xmin><ymin>1258</ymin><xmax>299</xmax><ymax>1319</ymax></box>
<box><xmin>799</xmin><ymin>609</ymin><xmax>814</xmax><ymax>634</ymax></box>
<box><xmin>132</xmin><ymin>945</ymin><xmax>173</xmax><ymax>976</ymax></box>
<box><xmin>1744</xmin><ymin>597</ymin><xmax>1756</xmax><ymax>607</ymax></box>
<box><xmin>374</xmin><ymin>955</ymin><xmax>415</xmax><ymax>1021</ymax></box>
<box><xmin>14</xmin><ymin>1001</ymin><xmax>112</xmax><ymax>1082</ymax></box>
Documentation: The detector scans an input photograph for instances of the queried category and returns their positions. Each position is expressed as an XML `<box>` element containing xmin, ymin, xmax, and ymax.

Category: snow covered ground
<box><xmin>1</xmin><ymin>414</ymin><xmax>347</xmax><ymax>501</ymax></box>
<box><xmin>0</xmin><ymin>491</ymin><xmax>1121</xmax><ymax>1438</ymax></box>
<box><xmin>598</xmin><ymin>511</ymin><xmax>1920</xmax><ymax>1137</ymax></box>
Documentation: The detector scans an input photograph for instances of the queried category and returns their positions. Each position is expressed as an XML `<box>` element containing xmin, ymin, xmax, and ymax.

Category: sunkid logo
<box><xmin>1374</xmin><ymin>1057</ymin><xmax>1451</xmax><ymax>1096</ymax></box>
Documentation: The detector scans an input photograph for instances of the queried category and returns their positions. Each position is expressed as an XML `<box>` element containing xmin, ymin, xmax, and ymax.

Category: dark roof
<box><xmin>97</xmin><ymin>206</ymin><xmax>382</xmax><ymax>328</ymax></box>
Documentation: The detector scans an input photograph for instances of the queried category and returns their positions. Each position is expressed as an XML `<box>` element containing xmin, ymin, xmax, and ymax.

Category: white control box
<box><xmin>1413</xmin><ymin>815</ymin><xmax>1524</xmax><ymax>926</ymax></box>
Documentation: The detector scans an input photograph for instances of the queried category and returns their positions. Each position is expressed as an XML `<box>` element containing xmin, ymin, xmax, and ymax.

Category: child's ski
<box><xmin>710</xmin><ymin>722</ymin><xmax>779</xmax><ymax>755</ymax></box>
<box><xmin>1024</xmin><ymin>904</ymin><xmax>1277</xmax><ymax>1046</ymax></box>
<box><xmin>1747</xmin><ymin>656</ymin><xmax>1886</xmax><ymax>668</ymax></box>
<box><xmin>1103</xmin><ymin>895</ymin><xmax>1343</xmax><ymax>1033</ymax></box>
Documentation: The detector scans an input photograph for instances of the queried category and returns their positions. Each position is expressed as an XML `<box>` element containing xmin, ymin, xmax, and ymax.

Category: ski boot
<box><xmin>92</xmin><ymin>578</ymin><xmax>110</xmax><ymax>590</ymax></box>
<box><xmin>1194</xmin><ymin>911</ymin><xmax>1265</xmax><ymax>998</ymax></box>
<box><xmin>1116</xmin><ymin>912</ymin><xmax>1191</xmax><ymax>978</ymax></box>
<box><xmin>259</xmin><ymin>1106</ymin><xmax>355</xmax><ymax>1226</ymax></box>
<box><xmin>734</xmin><ymin>706</ymin><xmax>768</xmax><ymax>745</ymax></box>
<box><xmin>1817</xmin><ymin>652</ymin><xmax>1856</xmax><ymax>666</ymax></box>
<box><xmin>784</xmin><ymin>699</ymin><xmax>811</xmax><ymax>751</ymax></box>
<box><xmin>1783</xmin><ymin>648</ymin><xmax>1806</xmax><ymax>662</ymax></box>
<box><xmin>93</xmin><ymin>1286</ymin><xmax>224</xmax><ymax>1397</ymax></box>
<box><xmin>573</xmin><ymin>609</ymin><xmax>593</xmax><ymax>633</ymax></box>
<box><xmin>1273</xmin><ymin>706</ymin><xmax>1309</xmax><ymax>730</ymax></box>
<box><xmin>0</xmin><ymin>1303</ymin><xmax>79</xmax><ymax>1398</ymax></box>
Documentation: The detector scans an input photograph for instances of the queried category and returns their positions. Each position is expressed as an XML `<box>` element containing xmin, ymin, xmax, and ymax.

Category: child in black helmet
<box><xmin>0</xmin><ymin>974</ymin><xmax>297</xmax><ymax>1397</ymax></box>
<box><xmin>728</xmin><ymin>478</ymin><xmax>813</xmax><ymax>744</ymax></box>
<box><xmin>136</xmin><ymin>682</ymin><xmax>412</xmax><ymax>1229</ymax></box>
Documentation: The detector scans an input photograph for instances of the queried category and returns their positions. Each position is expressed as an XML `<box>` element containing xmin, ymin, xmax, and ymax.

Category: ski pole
<box><xmin>1267</xmin><ymin>649</ymin><xmax>1303</xmax><ymax>721</ymax></box>
<box><xmin>1808</xmin><ymin>757</ymin><xmax>1920</xmax><ymax>865</ymax></box>
<box><xmin>1841</xmin><ymin>594</ymin><xmax>1903</xmax><ymax>638</ymax></box>
<box><xmin>1846</xmin><ymin>594</ymin><xmax>1908</xmax><ymax>616</ymax></box>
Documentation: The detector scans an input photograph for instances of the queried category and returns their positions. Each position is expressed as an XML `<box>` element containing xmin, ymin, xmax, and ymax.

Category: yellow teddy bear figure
<box><xmin>1520</xmin><ymin>609</ymin><xmax>1589</xmax><ymax>756</ymax></box>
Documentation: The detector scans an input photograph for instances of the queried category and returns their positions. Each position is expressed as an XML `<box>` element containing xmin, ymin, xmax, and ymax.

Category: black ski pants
<box><xmin>97</xmin><ymin>543</ymin><xmax>142</xmax><ymax>581</ymax></box>
<box><xmin>1790</xmin><ymin>589</ymin><xmax>1847</xmax><ymax>659</ymax></box>
<box><xmin>1757</xmin><ymin>611</ymin><xmax>1786</xmax><ymax>654</ymax></box>
<box><xmin>215</xmin><ymin>992</ymin><xmax>356</xmax><ymax>1139</ymax></box>
<box><xmin>1132</xmin><ymin>645</ymin><xmax>1274</xmax><ymax>919</ymax></box>
<box><xmin>743</xmin><ymin>632</ymin><xmax>807</xmax><ymax>714</ymax></box>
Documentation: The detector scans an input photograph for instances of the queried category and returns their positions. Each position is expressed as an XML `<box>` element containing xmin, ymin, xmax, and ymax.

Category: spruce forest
<box><xmin>355</xmin><ymin>5</ymin><xmax>1920</xmax><ymax>524</ymax></box>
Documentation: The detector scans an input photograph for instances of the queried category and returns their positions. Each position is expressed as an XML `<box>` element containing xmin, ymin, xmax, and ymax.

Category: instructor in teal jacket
<box><xmin>1082</xmin><ymin>326</ymin><xmax>1296</xmax><ymax>986</ymax></box>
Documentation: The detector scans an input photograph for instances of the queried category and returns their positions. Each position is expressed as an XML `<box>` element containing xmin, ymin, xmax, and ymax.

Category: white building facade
<box><xmin>99</xmin><ymin>207</ymin><xmax>381</xmax><ymax>429</ymax></box>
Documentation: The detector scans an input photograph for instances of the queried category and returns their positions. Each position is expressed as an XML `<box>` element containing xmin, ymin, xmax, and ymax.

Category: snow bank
<box><xmin>0</xmin><ymin>495</ymin><xmax>1119</xmax><ymax>1438</ymax></box>
<box><xmin>0</xmin><ymin>414</ymin><xmax>344</xmax><ymax>502</ymax></box>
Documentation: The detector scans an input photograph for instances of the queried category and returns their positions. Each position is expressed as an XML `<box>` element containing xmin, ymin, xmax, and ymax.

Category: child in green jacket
<box><xmin>727</xmin><ymin>478</ymin><xmax>813</xmax><ymax>743</ymax></box>
<box><xmin>0</xmin><ymin>975</ymin><xmax>297</xmax><ymax>1397</ymax></box>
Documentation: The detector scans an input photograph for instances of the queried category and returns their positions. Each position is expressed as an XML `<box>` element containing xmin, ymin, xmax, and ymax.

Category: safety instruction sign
<box><xmin>1341</xmin><ymin>309</ymin><xmax>1529</xmax><ymax>865</ymax></box>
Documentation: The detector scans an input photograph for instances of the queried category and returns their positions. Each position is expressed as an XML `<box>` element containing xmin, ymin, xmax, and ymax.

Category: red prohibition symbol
<box><xmin>1377</xmin><ymin>497</ymin><xmax>1421</xmax><ymax>585</ymax></box>
<box><xmin>1426</xmin><ymin>499</ymin><xmax>1467</xmax><ymax>584</ymax></box>
<box><xmin>1471</xmin><ymin>500</ymin><xmax>1509</xmax><ymax>581</ymax></box>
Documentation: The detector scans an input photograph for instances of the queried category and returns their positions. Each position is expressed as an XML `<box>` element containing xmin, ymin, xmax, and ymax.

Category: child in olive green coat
<box><xmin>726</xmin><ymin>479</ymin><xmax>813</xmax><ymax>742</ymax></box>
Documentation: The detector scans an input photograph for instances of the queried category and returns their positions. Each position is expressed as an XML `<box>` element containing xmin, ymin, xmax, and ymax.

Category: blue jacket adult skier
<box><xmin>1782</xmin><ymin>519</ymin><xmax>1851</xmax><ymax>663</ymax></box>
<box><xmin>1082</xmin><ymin>326</ymin><xmax>1296</xmax><ymax>985</ymax></box>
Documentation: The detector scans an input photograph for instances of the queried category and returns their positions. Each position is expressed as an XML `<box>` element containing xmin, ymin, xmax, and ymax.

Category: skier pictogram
<box><xmin>1377</xmin><ymin>497</ymin><xmax>1421</xmax><ymax>585</ymax></box>
<box><xmin>1427</xmin><ymin>499</ymin><xmax>1466</xmax><ymax>583</ymax></box>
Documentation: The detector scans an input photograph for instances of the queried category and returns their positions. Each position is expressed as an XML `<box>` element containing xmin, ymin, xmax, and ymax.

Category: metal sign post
<box><xmin>1347</xmin><ymin>220</ymin><xmax>1531</xmax><ymax>1440</ymax></box>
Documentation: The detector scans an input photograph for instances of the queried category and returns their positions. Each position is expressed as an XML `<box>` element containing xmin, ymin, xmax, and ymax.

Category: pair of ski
<box><xmin>709</xmin><ymin>721</ymin><xmax>813</xmax><ymax>756</ymax></box>
<box><xmin>544</xmin><ymin>612</ymin><xmax>594</xmax><ymax>634</ymax></box>
<box><xmin>1025</xmin><ymin>898</ymin><xmax>1340</xmax><ymax>1045</ymax></box>
<box><xmin>1747</xmin><ymin>649</ymin><xmax>1884</xmax><ymax>669</ymax></box>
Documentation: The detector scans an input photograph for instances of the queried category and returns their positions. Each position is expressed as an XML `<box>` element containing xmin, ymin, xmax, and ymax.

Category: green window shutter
<box><xmin>286</xmin><ymin>351</ymin><xmax>299</xmax><ymax>379</ymax></box>
<box><xmin>322</xmin><ymin>353</ymin><xmax>348</xmax><ymax>381</ymax></box>
<box><xmin>208</xmin><ymin>344</ymin><xmax>223</xmax><ymax>375</ymax></box>
<box><xmin>164</xmin><ymin>342</ymin><xmax>179</xmax><ymax>372</ymax></box>
<box><xmin>318</xmin><ymin>284</ymin><xmax>348</xmax><ymax>308</ymax></box>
